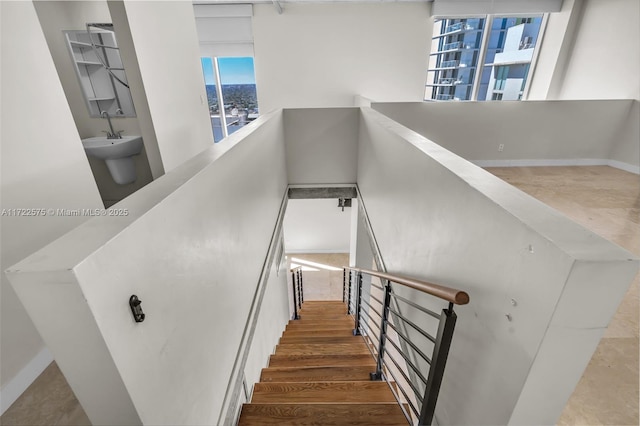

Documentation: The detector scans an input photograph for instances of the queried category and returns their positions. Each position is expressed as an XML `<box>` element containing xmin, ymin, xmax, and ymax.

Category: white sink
<box><xmin>82</xmin><ymin>136</ymin><xmax>143</xmax><ymax>185</ymax></box>
<box><xmin>82</xmin><ymin>135</ymin><xmax>143</xmax><ymax>160</ymax></box>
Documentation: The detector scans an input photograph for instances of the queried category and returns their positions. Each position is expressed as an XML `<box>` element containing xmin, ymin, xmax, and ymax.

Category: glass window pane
<box><xmin>479</xmin><ymin>15</ymin><xmax>543</xmax><ymax>101</ymax></box>
<box><xmin>218</xmin><ymin>57</ymin><xmax>259</xmax><ymax>136</ymax></box>
<box><xmin>425</xmin><ymin>17</ymin><xmax>486</xmax><ymax>101</ymax></box>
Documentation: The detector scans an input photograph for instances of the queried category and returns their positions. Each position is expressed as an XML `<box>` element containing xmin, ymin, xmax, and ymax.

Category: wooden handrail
<box><xmin>344</xmin><ymin>267</ymin><xmax>470</xmax><ymax>305</ymax></box>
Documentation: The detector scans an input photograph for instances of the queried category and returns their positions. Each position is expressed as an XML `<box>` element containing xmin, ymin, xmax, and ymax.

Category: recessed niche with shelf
<box><xmin>64</xmin><ymin>28</ymin><xmax>136</xmax><ymax>118</ymax></box>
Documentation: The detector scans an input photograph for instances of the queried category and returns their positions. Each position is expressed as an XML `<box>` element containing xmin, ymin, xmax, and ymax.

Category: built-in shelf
<box><xmin>76</xmin><ymin>60</ymin><xmax>103</xmax><ymax>66</ymax></box>
<box><xmin>70</xmin><ymin>40</ymin><xmax>119</xmax><ymax>50</ymax></box>
<box><xmin>88</xmin><ymin>97</ymin><xmax>116</xmax><ymax>102</ymax></box>
<box><xmin>69</xmin><ymin>40</ymin><xmax>92</xmax><ymax>48</ymax></box>
<box><xmin>64</xmin><ymin>29</ymin><xmax>136</xmax><ymax>117</ymax></box>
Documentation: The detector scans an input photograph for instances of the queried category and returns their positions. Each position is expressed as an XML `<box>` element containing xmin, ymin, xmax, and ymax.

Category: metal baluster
<box><xmin>371</xmin><ymin>280</ymin><xmax>392</xmax><ymax>380</ymax></box>
<box><xmin>291</xmin><ymin>270</ymin><xmax>299</xmax><ymax>320</ymax></box>
<box><xmin>353</xmin><ymin>271</ymin><xmax>363</xmax><ymax>336</ymax></box>
<box><xmin>347</xmin><ymin>270</ymin><xmax>353</xmax><ymax>315</ymax></box>
<box><xmin>418</xmin><ymin>303</ymin><xmax>457</xmax><ymax>426</ymax></box>
<box><xmin>342</xmin><ymin>268</ymin><xmax>346</xmax><ymax>303</ymax></box>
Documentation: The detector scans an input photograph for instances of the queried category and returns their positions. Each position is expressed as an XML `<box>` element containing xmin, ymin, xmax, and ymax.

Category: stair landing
<box><xmin>238</xmin><ymin>301</ymin><xmax>407</xmax><ymax>425</ymax></box>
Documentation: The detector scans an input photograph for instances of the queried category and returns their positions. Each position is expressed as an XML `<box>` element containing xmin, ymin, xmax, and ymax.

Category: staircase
<box><xmin>238</xmin><ymin>300</ymin><xmax>407</xmax><ymax>425</ymax></box>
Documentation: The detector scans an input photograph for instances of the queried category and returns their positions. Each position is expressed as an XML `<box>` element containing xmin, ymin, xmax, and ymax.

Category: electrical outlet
<box><xmin>498</xmin><ymin>144</ymin><xmax>505</xmax><ymax>152</ymax></box>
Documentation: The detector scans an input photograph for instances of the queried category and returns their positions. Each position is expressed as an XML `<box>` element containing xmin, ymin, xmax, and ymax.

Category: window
<box><xmin>201</xmin><ymin>57</ymin><xmax>259</xmax><ymax>143</ymax></box>
<box><xmin>426</xmin><ymin>15</ymin><xmax>544</xmax><ymax>102</ymax></box>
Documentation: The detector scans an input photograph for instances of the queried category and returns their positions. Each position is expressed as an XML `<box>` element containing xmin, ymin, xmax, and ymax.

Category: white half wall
<box><xmin>284</xmin><ymin>199</ymin><xmax>352</xmax><ymax>253</ymax></box>
<box><xmin>372</xmin><ymin>100</ymin><xmax>640</xmax><ymax>172</ymax></box>
<box><xmin>120</xmin><ymin>0</ymin><xmax>214</xmax><ymax>173</ymax></box>
<box><xmin>357</xmin><ymin>107</ymin><xmax>638</xmax><ymax>425</ymax></box>
<box><xmin>252</xmin><ymin>2</ymin><xmax>431</xmax><ymax>112</ymax></box>
<box><xmin>6</xmin><ymin>111</ymin><xmax>288</xmax><ymax>425</ymax></box>
<box><xmin>0</xmin><ymin>1</ymin><xmax>103</xmax><ymax>412</ymax></box>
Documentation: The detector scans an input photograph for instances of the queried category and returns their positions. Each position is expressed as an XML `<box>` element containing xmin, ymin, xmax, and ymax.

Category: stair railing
<box><xmin>343</xmin><ymin>267</ymin><xmax>469</xmax><ymax>426</ymax></box>
<box><xmin>290</xmin><ymin>266</ymin><xmax>303</xmax><ymax>320</ymax></box>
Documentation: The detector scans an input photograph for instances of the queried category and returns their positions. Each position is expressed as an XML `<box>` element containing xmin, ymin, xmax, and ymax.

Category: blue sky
<box><xmin>201</xmin><ymin>57</ymin><xmax>256</xmax><ymax>85</ymax></box>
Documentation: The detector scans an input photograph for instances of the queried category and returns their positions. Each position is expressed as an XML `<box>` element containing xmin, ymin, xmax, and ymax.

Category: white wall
<box><xmin>609</xmin><ymin>101</ymin><xmax>640</xmax><ymax>169</ymax></box>
<box><xmin>357</xmin><ymin>107</ymin><xmax>638</xmax><ymax>425</ymax></box>
<box><xmin>556</xmin><ymin>0</ymin><xmax>640</xmax><ymax>100</ymax></box>
<box><xmin>372</xmin><ymin>100</ymin><xmax>640</xmax><ymax>172</ymax></box>
<box><xmin>243</xmin><ymin>258</ymin><xmax>290</xmax><ymax>398</ymax></box>
<box><xmin>120</xmin><ymin>0</ymin><xmax>214</xmax><ymax>173</ymax></box>
<box><xmin>284</xmin><ymin>108</ymin><xmax>359</xmax><ymax>185</ymax></box>
<box><xmin>526</xmin><ymin>0</ymin><xmax>580</xmax><ymax>100</ymax></box>
<box><xmin>6</xmin><ymin>111</ymin><xmax>288</xmax><ymax>425</ymax></box>
<box><xmin>0</xmin><ymin>1</ymin><xmax>104</xmax><ymax>413</ymax></box>
<box><xmin>252</xmin><ymin>3</ymin><xmax>431</xmax><ymax>112</ymax></box>
<box><xmin>284</xmin><ymin>199</ymin><xmax>352</xmax><ymax>253</ymax></box>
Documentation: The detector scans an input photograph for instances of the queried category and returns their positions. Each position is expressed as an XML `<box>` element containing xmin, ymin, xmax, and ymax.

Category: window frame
<box><xmin>428</xmin><ymin>13</ymin><xmax>549</xmax><ymax>101</ymax></box>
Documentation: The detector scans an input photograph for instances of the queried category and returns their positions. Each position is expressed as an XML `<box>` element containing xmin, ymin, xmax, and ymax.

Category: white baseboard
<box><xmin>608</xmin><ymin>160</ymin><xmax>640</xmax><ymax>175</ymax></box>
<box><xmin>473</xmin><ymin>158</ymin><xmax>639</xmax><ymax>175</ymax></box>
<box><xmin>0</xmin><ymin>347</ymin><xmax>53</xmax><ymax>414</ymax></box>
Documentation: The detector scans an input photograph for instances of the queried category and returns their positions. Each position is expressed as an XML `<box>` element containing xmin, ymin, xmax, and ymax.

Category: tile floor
<box><xmin>1</xmin><ymin>166</ymin><xmax>637</xmax><ymax>425</ymax></box>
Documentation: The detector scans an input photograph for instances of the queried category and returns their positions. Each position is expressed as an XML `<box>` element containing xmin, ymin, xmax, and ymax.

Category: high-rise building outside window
<box><xmin>426</xmin><ymin>15</ymin><xmax>544</xmax><ymax>101</ymax></box>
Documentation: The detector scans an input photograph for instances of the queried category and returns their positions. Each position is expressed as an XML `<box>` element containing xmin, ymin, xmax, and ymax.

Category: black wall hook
<box><xmin>129</xmin><ymin>295</ymin><xmax>145</xmax><ymax>323</ymax></box>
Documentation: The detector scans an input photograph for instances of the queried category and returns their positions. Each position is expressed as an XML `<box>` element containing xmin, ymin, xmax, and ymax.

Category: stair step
<box><xmin>286</xmin><ymin>320</ymin><xmax>354</xmax><ymax>329</ymax></box>
<box><xmin>275</xmin><ymin>343</ymin><xmax>370</xmax><ymax>356</ymax></box>
<box><xmin>279</xmin><ymin>336</ymin><xmax>361</xmax><ymax>345</ymax></box>
<box><xmin>281</xmin><ymin>329</ymin><xmax>356</xmax><ymax>338</ymax></box>
<box><xmin>238</xmin><ymin>403</ymin><xmax>407</xmax><ymax>425</ymax></box>
<box><xmin>261</xmin><ymin>365</ymin><xmax>375</xmax><ymax>382</ymax></box>
<box><xmin>251</xmin><ymin>381</ymin><xmax>396</xmax><ymax>403</ymax></box>
<box><xmin>298</xmin><ymin>314</ymin><xmax>350</xmax><ymax>320</ymax></box>
<box><xmin>268</xmin><ymin>354</ymin><xmax>375</xmax><ymax>367</ymax></box>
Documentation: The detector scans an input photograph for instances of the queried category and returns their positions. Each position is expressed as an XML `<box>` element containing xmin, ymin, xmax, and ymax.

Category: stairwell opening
<box><xmin>282</xmin><ymin>195</ymin><xmax>358</xmax><ymax>301</ymax></box>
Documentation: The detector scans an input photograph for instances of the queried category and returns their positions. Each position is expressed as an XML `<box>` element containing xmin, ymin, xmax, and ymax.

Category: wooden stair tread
<box><xmin>268</xmin><ymin>354</ymin><xmax>374</xmax><ymax>367</ymax></box>
<box><xmin>286</xmin><ymin>324</ymin><xmax>354</xmax><ymax>332</ymax></box>
<box><xmin>238</xmin><ymin>403</ymin><xmax>407</xmax><ymax>425</ymax></box>
<box><xmin>261</xmin><ymin>365</ymin><xmax>375</xmax><ymax>382</ymax></box>
<box><xmin>275</xmin><ymin>343</ymin><xmax>370</xmax><ymax>356</ymax></box>
<box><xmin>281</xmin><ymin>329</ymin><xmax>356</xmax><ymax>338</ymax></box>
<box><xmin>279</xmin><ymin>336</ymin><xmax>361</xmax><ymax>344</ymax></box>
<box><xmin>251</xmin><ymin>381</ymin><xmax>395</xmax><ymax>403</ymax></box>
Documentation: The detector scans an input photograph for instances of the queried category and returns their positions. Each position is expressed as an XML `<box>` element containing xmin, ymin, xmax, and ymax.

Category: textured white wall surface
<box><xmin>253</xmin><ymin>2</ymin><xmax>431</xmax><ymax>112</ymax></box>
<box><xmin>556</xmin><ymin>0</ymin><xmax>639</xmax><ymax>100</ymax></box>
<box><xmin>284</xmin><ymin>199</ymin><xmax>352</xmax><ymax>253</ymax></box>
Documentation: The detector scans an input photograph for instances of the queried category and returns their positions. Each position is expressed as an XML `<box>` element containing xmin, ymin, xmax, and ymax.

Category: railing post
<box><xmin>299</xmin><ymin>269</ymin><xmax>304</xmax><ymax>304</ymax></box>
<box><xmin>353</xmin><ymin>271</ymin><xmax>363</xmax><ymax>336</ymax></box>
<box><xmin>371</xmin><ymin>280</ymin><xmax>392</xmax><ymax>381</ymax></box>
<box><xmin>418</xmin><ymin>303</ymin><xmax>457</xmax><ymax>426</ymax></box>
<box><xmin>291</xmin><ymin>270</ymin><xmax>299</xmax><ymax>320</ymax></box>
<box><xmin>342</xmin><ymin>268</ymin><xmax>346</xmax><ymax>303</ymax></box>
<box><xmin>347</xmin><ymin>270</ymin><xmax>353</xmax><ymax>315</ymax></box>
<box><xmin>296</xmin><ymin>269</ymin><xmax>302</xmax><ymax>309</ymax></box>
